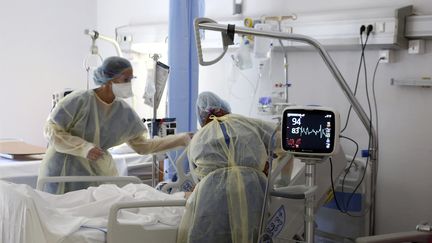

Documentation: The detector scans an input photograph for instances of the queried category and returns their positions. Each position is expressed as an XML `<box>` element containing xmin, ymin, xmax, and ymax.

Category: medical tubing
<box><xmin>277</xmin><ymin>19</ymin><xmax>289</xmax><ymax>103</ymax></box>
<box><xmin>229</xmin><ymin>58</ymin><xmax>262</xmax><ymax>109</ymax></box>
<box><xmin>194</xmin><ymin>18</ymin><xmax>229</xmax><ymax>66</ymax></box>
<box><xmin>280</xmin><ymin>39</ymin><xmax>289</xmax><ymax>103</ymax></box>
<box><xmin>258</xmin><ymin>125</ymin><xmax>279</xmax><ymax>242</ymax></box>
<box><xmin>249</xmin><ymin>72</ymin><xmax>262</xmax><ymax>116</ymax></box>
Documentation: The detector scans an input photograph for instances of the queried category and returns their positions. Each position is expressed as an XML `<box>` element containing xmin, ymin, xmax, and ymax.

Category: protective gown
<box><xmin>177</xmin><ymin>114</ymin><xmax>288</xmax><ymax>243</ymax></box>
<box><xmin>39</xmin><ymin>90</ymin><xmax>189</xmax><ymax>194</ymax></box>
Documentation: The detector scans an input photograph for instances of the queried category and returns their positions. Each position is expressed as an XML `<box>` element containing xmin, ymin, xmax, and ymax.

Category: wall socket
<box><xmin>408</xmin><ymin>39</ymin><xmax>425</xmax><ymax>54</ymax></box>
<box><xmin>379</xmin><ymin>50</ymin><xmax>393</xmax><ymax>63</ymax></box>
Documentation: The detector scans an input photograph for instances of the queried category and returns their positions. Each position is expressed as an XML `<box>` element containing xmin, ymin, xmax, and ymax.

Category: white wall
<box><xmin>200</xmin><ymin>0</ymin><xmax>432</xmax><ymax>235</ymax></box>
<box><xmin>0</xmin><ymin>0</ymin><xmax>97</xmax><ymax>146</ymax></box>
<box><xmin>96</xmin><ymin>0</ymin><xmax>170</xmax><ymax>119</ymax></box>
<box><xmin>96</xmin><ymin>0</ymin><xmax>169</xmax><ymax>57</ymax></box>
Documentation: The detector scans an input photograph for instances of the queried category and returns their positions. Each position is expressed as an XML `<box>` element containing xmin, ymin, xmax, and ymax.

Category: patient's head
<box><xmin>196</xmin><ymin>91</ymin><xmax>231</xmax><ymax>127</ymax></box>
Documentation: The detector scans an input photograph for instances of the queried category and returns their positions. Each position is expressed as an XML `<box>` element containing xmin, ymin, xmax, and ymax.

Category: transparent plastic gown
<box><xmin>177</xmin><ymin>114</ymin><xmax>288</xmax><ymax>243</ymax></box>
<box><xmin>39</xmin><ymin>90</ymin><xmax>190</xmax><ymax>194</ymax></box>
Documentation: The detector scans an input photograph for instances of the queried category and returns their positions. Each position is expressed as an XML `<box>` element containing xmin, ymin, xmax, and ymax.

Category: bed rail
<box><xmin>107</xmin><ymin>199</ymin><xmax>186</xmax><ymax>243</ymax></box>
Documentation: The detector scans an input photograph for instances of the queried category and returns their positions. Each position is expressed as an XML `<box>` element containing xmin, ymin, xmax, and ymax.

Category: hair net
<box><xmin>93</xmin><ymin>56</ymin><xmax>132</xmax><ymax>85</ymax></box>
<box><xmin>196</xmin><ymin>91</ymin><xmax>231</xmax><ymax>126</ymax></box>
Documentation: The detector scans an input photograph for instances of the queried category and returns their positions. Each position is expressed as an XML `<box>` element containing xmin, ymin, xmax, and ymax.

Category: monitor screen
<box><xmin>282</xmin><ymin>108</ymin><xmax>338</xmax><ymax>155</ymax></box>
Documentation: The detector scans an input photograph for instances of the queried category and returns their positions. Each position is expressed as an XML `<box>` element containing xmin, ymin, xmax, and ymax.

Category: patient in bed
<box><xmin>177</xmin><ymin>92</ymin><xmax>292</xmax><ymax>243</ymax></box>
<box><xmin>0</xmin><ymin>180</ymin><xmax>185</xmax><ymax>243</ymax></box>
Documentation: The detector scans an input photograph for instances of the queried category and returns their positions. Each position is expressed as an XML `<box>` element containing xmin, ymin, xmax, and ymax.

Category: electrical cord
<box><xmin>330</xmin><ymin>157</ymin><xmax>370</xmax><ymax>217</ymax></box>
<box><xmin>339</xmin><ymin>135</ymin><xmax>359</xmax><ymax>209</ymax></box>
<box><xmin>331</xmin><ymin>25</ymin><xmax>378</xmax><ymax>218</ymax></box>
<box><xmin>372</xmin><ymin>57</ymin><xmax>383</xmax><ymax>154</ymax></box>
<box><xmin>341</xmin><ymin>25</ymin><xmax>371</xmax><ymax>133</ymax></box>
<box><xmin>344</xmin><ymin>24</ymin><xmax>374</xmax><ymax>212</ymax></box>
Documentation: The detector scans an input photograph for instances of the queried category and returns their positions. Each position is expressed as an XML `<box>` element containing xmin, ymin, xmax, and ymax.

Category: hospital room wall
<box><xmin>0</xmin><ymin>0</ymin><xmax>97</xmax><ymax>146</ymax></box>
<box><xmin>96</xmin><ymin>0</ymin><xmax>170</xmax><ymax>119</ymax></box>
<box><xmin>200</xmin><ymin>0</ymin><xmax>432</xmax><ymax>235</ymax></box>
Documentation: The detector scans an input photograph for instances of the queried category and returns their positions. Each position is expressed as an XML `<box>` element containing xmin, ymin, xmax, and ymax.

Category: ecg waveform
<box><xmin>290</xmin><ymin>125</ymin><xmax>330</xmax><ymax>139</ymax></box>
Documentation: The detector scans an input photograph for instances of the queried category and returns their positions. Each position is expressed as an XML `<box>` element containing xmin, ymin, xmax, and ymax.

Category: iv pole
<box><xmin>261</xmin><ymin>15</ymin><xmax>297</xmax><ymax>103</ymax></box>
<box><xmin>84</xmin><ymin>29</ymin><xmax>123</xmax><ymax>57</ymax></box>
<box><xmin>83</xmin><ymin>29</ymin><xmax>124</xmax><ymax>90</ymax></box>
<box><xmin>194</xmin><ymin>17</ymin><xmax>379</xmax><ymax>239</ymax></box>
<box><xmin>150</xmin><ymin>54</ymin><xmax>161</xmax><ymax>187</ymax></box>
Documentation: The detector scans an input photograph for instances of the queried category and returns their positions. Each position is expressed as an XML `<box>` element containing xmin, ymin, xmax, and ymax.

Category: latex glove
<box><xmin>87</xmin><ymin>147</ymin><xmax>104</xmax><ymax>161</ymax></box>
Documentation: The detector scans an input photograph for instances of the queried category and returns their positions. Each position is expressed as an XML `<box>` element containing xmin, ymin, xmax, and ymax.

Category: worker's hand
<box><xmin>186</xmin><ymin>132</ymin><xmax>194</xmax><ymax>139</ymax></box>
<box><xmin>184</xmin><ymin>191</ymin><xmax>193</xmax><ymax>199</ymax></box>
<box><xmin>87</xmin><ymin>147</ymin><xmax>104</xmax><ymax>161</ymax></box>
<box><xmin>182</xmin><ymin>132</ymin><xmax>194</xmax><ymax>145</ymax></box>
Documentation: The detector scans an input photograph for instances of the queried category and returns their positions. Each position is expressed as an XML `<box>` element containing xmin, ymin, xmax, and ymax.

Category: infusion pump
<box><xmin>144</xmin><ymin>118</ymin><xmax>177</xmax><ymax>138</ymax></box>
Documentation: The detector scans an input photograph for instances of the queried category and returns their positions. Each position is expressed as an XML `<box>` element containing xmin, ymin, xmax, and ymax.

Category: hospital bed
<box><xmin>0</xmin><ymin>152</ymin><xmax>152</xmax><ymax>188</ymax></box>
<box><xmin>0</xmin><ymin>142</ymin><xmax>351</xmax><ymax>243</ymax></box>
<box><xmin>0</xmin><ymin>176</ymin><xmax>186</xmax><ymax>243</ymax></box>
<box><xmin>120</xmin><ymin>148</ymin><xmax>355</xmax><ymax>243</ymax></box>
<box><xmin>111</xmin><ymin>147</ymin><xmax>354</xmax><ymax>243</ymax></box>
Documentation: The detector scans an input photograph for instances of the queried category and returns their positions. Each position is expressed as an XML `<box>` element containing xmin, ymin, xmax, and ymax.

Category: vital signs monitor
<box><xmin>281</xmin><ymin>106</ymin><xmax>340</xmax><ymax>156</ymax></box>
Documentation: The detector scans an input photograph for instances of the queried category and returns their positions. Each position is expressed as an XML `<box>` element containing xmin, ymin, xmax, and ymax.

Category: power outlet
<box><xmin>117</xmin><ymin>34</ymin><xmax>133</xmax><ymax>50</ymax></box>
<box><xmin>408</xmin><ymin>39</ymin><xmax>425</xmax><ymax>54</ymax></box>
<box><xmin>379</xmin><ymin>50</ymin><xmax>393</xmax><ymax>63</ymax></box>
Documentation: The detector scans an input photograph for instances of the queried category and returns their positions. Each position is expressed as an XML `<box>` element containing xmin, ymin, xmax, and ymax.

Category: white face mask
<box><xmin>112</xmin><ymin>82</ymin><xmax>133</xmax><ymax>98</ymax></box>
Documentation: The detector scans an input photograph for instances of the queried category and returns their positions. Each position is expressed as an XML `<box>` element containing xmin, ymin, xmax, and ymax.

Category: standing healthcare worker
<box><xmin>177</xmin><ymin>91</ymin><xmax>293</xmax><ymax>243</ymax></box>
<box><xmin>38</xmin><ymin>56</ymin><xmax>191</xmax><ymax>194</ymax></box>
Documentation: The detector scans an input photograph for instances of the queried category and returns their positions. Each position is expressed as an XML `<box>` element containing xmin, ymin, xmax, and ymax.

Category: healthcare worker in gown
<box><xmin>39</xmin><ymin>56</ymin><xmax>191</xmax><ymax>194</ymax></box>
<box><xmin>177</xmin><ymin>92</ymin><xmax>293</xmax><ymax>243</ymax></box>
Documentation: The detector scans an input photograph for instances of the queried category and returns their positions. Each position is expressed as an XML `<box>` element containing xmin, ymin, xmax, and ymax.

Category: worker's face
<box><xmin>111</xmin><ymin>68</ymin><xmax>135</xmax><ymax>84</ymax></box>
<box><xmin>109</xmin><ymin>68</ymin><xmax>135</xmax><ymax>98</ymax></box>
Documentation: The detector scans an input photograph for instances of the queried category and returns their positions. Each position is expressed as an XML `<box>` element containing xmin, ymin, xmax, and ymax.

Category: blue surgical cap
<box><xmin>93</xmin><ymin>56</ymin><xmax>132</xmax><ymax>85</ymax></box>
<box><xmin>196</xmin><ymin>91</ymin><xmax>231</xmax><ymax>126</ymax></box>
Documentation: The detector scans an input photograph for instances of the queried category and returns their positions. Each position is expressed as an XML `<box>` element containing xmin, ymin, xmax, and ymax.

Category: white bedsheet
<box><xmin>0</xmin><ymin>181</ymin><xmax>185</xmax><ymax>243</ymax></box>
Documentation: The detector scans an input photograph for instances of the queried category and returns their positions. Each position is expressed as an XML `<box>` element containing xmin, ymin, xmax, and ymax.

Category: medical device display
<box><xmin>281</xmin><ymin>106</ymin><xmax>340</xmax><ymax>156</ymax></box>
<box><xmin>144</xmin><ymin>118</ymin><xmax>176</xmax><ymax>137</ymax></box>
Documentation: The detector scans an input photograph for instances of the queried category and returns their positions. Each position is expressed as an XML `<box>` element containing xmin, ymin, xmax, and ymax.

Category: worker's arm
<box><xmin>44</xmin><ymin>120</ymin><xmax>94</xmax><ymax>158</ymax></box>
<box><xmin>127</xmin><ymin>133</ymin><xmax>192</xmax><ymax>155</ymax></box>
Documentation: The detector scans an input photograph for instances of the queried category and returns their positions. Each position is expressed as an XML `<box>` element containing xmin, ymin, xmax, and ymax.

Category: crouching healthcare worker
<box><xmin>38</xmin><ymin>56</ymin><xmax>192</xmax><ymax>194</ymax></box>
<box><xmin>177</xmin><ymin>91</ymin><xmax>293</xmax><ymax>243</ymax></box>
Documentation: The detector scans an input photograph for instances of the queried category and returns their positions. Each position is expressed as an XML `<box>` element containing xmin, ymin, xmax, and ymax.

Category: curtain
<box><xmin>168</xmin><ymin>0</ymin><xmax>205</xmax><ymax>133</ymax></box>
